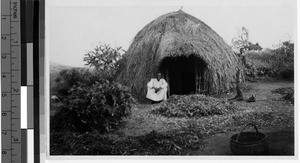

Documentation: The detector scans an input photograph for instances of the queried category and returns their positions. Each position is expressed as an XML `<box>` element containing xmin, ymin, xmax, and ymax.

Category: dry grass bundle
<box><xmin>117</xmin><ymin>10</ymin><xmax>243</xmax><ymax>100</ymax></box>
<box><xmin>50</xmin><ymin>128</ymin><xmax>204</xmax><ymax>155</ymax></box>
<box><xmin>151</xmin><ymin>94</ymin><xmax>236</xmax><ymax>118</ymax></box>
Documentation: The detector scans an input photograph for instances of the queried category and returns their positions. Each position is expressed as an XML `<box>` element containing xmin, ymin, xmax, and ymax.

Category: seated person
<box><xmin>146</xmin><ymin>73</ymin><xmax>168</xmax><ymax>103</ymax></box>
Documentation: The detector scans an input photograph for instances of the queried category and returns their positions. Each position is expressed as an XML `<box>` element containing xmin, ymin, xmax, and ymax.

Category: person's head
<box><xmin>157</xmin><ymin>73</ymin><xmax>162</xmax><ymax>80</ymax></box>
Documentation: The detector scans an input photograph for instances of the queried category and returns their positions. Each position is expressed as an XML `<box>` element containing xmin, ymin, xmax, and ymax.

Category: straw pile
<box><xmin>151</xmin><ymin>94</ymin><xmax>236</xmax><ymax>118</ymax></box>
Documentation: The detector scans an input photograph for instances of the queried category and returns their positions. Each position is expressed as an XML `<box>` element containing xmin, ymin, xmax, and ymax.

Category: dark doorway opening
<box><xmin>159</xmin><ymin>55</ymin><xmax>209</xmax><ymax>95</ymax></box>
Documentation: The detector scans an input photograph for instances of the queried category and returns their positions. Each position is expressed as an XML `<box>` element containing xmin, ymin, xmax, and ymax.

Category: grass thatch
<box><xmin>117</xmin><ymin>10</ymin><xmax>243</xmax><ymax>101</ymax></box>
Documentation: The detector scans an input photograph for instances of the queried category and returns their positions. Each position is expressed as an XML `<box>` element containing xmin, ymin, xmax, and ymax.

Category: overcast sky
<box><xmin>46</xmin><ymin>0</ymin><xmax>297</xmax><ymax>67</ymax></box>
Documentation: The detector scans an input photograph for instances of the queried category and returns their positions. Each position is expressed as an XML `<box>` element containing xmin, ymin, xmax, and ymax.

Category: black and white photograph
<box><xmin>47</xmin><ymin>0</ymin><xmax>297</xmax><ymax>157</ymax></box>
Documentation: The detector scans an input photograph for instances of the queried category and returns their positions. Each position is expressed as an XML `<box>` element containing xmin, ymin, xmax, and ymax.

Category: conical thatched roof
<box><xmin>117</xmin><ymin>10</ymin><xmax>243</xmax><ymax>101</ymax></box>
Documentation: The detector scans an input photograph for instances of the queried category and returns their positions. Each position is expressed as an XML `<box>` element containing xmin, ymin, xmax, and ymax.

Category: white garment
<box><xmin>146</xmin><ymin>78</ymin><xmax>168</xmax><ymax>101</ymax></box>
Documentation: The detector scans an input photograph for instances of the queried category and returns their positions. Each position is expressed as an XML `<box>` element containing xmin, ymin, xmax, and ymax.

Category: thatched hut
<box><xmin>117</xmin><ymin>10</ymin><xmax>243</xmax><ymax>101</ymax></box>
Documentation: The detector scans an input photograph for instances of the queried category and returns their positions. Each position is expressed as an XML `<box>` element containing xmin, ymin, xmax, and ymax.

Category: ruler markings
<box><xmin>2</xmin><ymin>0</ymin><xmax>21</xmax><ymax>162</ymax></box>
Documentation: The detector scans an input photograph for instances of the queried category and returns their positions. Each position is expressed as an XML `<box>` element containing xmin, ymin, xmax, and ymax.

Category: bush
<box><xmin>271</xmin><ymin>41</ymin><xmax>294</xmax><ymax>80</ymax></box>
<box><xmin>51</xmin><ymin>79</ymin><xmax>134</xmax><ymax>133</ymax></box>
<box><xmin>243</xmin><ymin>41</ymin><xmax>294</xmax><ymax>80</ymax></box>
<box><xmin>151</xmin><ymin>94</ymin><xmax>236</xmax><ymax>118</ymax></box>
<box><xmin>52</xmin><ymin>68</ymin><xmax>98</xmax><ymax>99</ymax></box>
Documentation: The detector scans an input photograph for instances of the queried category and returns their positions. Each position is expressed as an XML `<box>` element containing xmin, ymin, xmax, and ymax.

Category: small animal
<box><xmin>247</xmin><ymin>94</ymin><xmax>256</xmax><ymax>102</ymax></box>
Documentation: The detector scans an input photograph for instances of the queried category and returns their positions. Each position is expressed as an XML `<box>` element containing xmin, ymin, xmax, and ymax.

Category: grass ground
<box><xmin>50</xmin><ymin>79</ymin><xmax>294</xmax><ymax>155</ymax></box>
<box><xmin>118</xmin><ymin>80</ymin><xmax>294</xmax><ymax>155</ymax></box>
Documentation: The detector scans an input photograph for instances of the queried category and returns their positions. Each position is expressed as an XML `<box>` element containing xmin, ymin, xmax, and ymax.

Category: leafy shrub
<box><xmin>244</xmin><ymin>50</ymin><xmax>273</xmax><ymax>79</ymax></box>
<box><xmin>271</xmin><ymin>41</ymin><xmax>294</xmax><ymax>80</ymax></box>
<box><xmin>51</xmin><ymin>79</ymin><xmax>134</xmax><ymax>133</ymax></box>
<box><xmin>52</xmin><ymin>68</ymin><xmax>98</xmax><ymax>99</ymax></box>
<box><xmin>151</xmin><ymin>94</ymin><xmax>236</xmax><ymax>118</ymax></box>
<box><xmin>244</xmin><ymin>41</ymin><xmax>294</xmax><ymax>80</ymax></box>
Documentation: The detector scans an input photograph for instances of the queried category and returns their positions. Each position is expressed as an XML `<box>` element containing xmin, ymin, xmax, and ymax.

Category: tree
<box><xmin>231</xmin><ymin>27</ymin><xmax>249</xmax><ymax>54</ymax></box>
<box><xmin>83</xmin><ymin>44</ymin><xmax>125</xmax><ymax>81</ymax></box>
<box><xmin>245</xmin><ymin>42</ymin><xmax>263</xmax><ymax>51</ymax></box>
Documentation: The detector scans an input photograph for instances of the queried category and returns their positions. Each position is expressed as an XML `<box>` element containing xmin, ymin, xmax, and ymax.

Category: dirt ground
<box><xmin>120</xmin><ymin>79</ymin><xmax>295</xmax><ymax>155</ymax></box>
<box><xmin>192</xmin><ymin>125</ymin><xmax>294</xmax><ymax>155</ymax></box>
<box><xmin>196</xmin><ymin>80</ymin><xmax>294</xmax><ymax>155</ymax></box>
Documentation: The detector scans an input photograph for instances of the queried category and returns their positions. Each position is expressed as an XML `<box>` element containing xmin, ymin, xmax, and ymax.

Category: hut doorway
<box><xmin>159</xmin><ymin>55</ymin><xmax>209</xmax><ymax>96</ymax></box>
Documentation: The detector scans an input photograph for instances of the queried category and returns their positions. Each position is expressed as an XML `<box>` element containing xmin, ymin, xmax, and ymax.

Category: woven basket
<box><xmin>230</xmin><ymin>123</ymin><xmax>268</xmax><ymax>155</ymax></box>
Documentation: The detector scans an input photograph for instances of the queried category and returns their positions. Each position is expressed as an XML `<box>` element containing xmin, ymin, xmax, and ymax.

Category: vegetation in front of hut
<box><xmin>50</xmin><ymin>127</ymin><xmax>204</xmax><ymax>155</ymax></box>
<box><xmin>52</xmin><ymin>68</ymin><xmax>99</xmax><ymax>100</ymax></box>
<box><xmin>51</xmin><ymin>79</ymin><xmax>134</xmax><ymax>133</ymax></box>
<box><xmin>51</xmin><ymin>45</ymin><xmax>135</xmax><ymax>133</ymax></box>
<box><xmin>151</xmin><ymin>94</ymin><xmax>236</xmax><ymax>118</ymax></box>
<box><xmin>50</xmin><ymin>82</ymin><xmax>294</xmax><ymax>155</ymax></box>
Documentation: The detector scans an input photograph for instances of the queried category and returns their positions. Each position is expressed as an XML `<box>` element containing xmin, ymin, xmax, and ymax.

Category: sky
<box><xmin>46</xmin><ymin>0</ymin><xmax>297</xmax><ymax>67</ymax></box>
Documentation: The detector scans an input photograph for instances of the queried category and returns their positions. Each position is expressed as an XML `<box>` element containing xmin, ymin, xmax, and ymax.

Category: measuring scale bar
<box><xmin>1</xmin><ymin>0</ymin><xmax>21</xmax><ymax>163</ymax></box>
